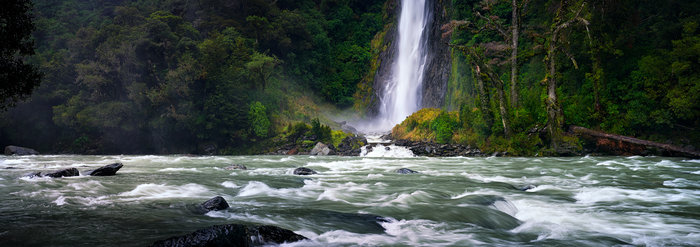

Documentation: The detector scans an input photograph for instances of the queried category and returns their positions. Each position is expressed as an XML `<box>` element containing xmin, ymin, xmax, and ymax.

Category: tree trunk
<box><xmin>592</xmin><ymin>56</ymin><xmax>603</xmax><ymax>121</ymax></box>
<box><xmin>474</xmin><ymin>64</ymin><xmax>493</xmax><ymax>131</ymax></box>
<box><xmin>546</xmin><ymin>33</ymin><xmax>564</xmax><ymax>149</ymax></box>
<box><xmin>510</xmin><ymin>0</ymin><xmax>519</xmax><ymax>108</ymax></box>
<box><xmin>494</xmin><ymin>75</ymin><xmax>511</xmax><ymax>137</ymax></box>
<box><xmin>480</xmin><ymin>58</ymin><xmax>511</xmax><ymax>137</ymax></box>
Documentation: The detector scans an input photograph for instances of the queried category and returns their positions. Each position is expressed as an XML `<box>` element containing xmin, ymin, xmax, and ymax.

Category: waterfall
<box><xmin>373</xmin><ymin>0</ymin><xmax>430</xmax><ymax>132</ymax></box>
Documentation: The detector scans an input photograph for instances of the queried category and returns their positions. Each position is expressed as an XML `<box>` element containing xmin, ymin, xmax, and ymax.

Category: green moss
<box><xmin>331</xmin><ymin>130</ymin><xmax>351</xmax><ymax>148</ymax></box>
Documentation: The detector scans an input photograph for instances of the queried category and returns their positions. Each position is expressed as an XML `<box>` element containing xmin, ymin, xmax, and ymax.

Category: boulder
<box><xmin>4</xmin><ymin>145</ymin><xmax>39</xmax><ymax>155</ymax></box>
<box><xmin>286</xmin><ymin>147</ymin><xmax>298</xmax><ymax>155</ymax></box>
<box><xmin>395</xmin><ymin>168</ymin><xmax>419</xmax><ymax>174</ymax></box>
<box><xmin>201</xmin><ymin>196</ymin><xmax>230</xmax><ymax>211</ymax></box>
<box><xmin>310</xmin><ymin>142</ymin><xmax>331</xmax><ymax>156</ymax></box>
<box><xmin>85</xmin><ymin>163</ymin><xmax>123</xmax><ymax>176</ymax></box>
<box><xmin>293</xmin><ymin>167</ymin><xmax>317</xmax><ymax>175</ymax></box>
<box><xmin>151</xmin><ymin>224</ymin><xmax>307</xmax><ymax>247</ymax></box>
<box><xmin>44</xmin><ymin>168</ymin><xmax>79</xmax><ymax>178</ymax></box>
<box><xmin>336</xmin><ymin>136</ymin><xmax>367</xmax><ymax>156</ymax></box>
<box><xmin>224</xmin><ymin>164</ymin><xmax>247</xmax><ymax>170</ymax></box>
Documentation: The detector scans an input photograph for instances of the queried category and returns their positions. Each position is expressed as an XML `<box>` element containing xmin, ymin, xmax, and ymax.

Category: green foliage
<box><xmin>443</xmin><ymin>0</ymin><xmax>700</xmax><ymax>153</ymax></box>
<box><xmin>1</xmin><ymin>0</ymin><xmax>42</xmax><ymax>111</ymax></box>
<box><xmin>431</xmin><ymin>112</ymin><xmax>459</xmax><ymax>144</ymax></box>
<box><xmin>287</xmin><ymin>122</ymin><xmax>310</xmax><ymax>141</ymax></box>
<box><xmin>311</xmin><ymin>118</ymin><xmax>332</xmax><ymax>143</ymax></box>
<box><xmin>248</xmin><ymin>101</ymin><xmax>270</xmax><ymax>138</ymax></box>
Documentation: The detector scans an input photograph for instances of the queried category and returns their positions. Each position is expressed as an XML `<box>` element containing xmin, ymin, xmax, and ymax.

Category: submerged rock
<box><xmin>395</xmin><ymin>168</ymin><xmax>419</xmax><ymax>174</ymax></box>
<box><xmin>44</xmin><ymin>168</ymin><xmax>79</xmax><ymax>178</ymax></box>
<box><xmin>224</xmin><ymin>164</ymin><xmax>247</xmax><ymax>170</ymax></box>
<box><xmin>201</xmin><ymin>196</ymin><xmax>230</xmax><ymax>212</ymax></box>
<box><xmin>4</xmin><ymin>145</ymin><xmax>39</xmax><ymax>155</ymax></box>
<box><xmin>85</xmin><ymin>163</ymin><xmax>123</xmax><ymax>176</ymax></box>
<box><xmin>151</xmin><ymin>224</ymin><xmax>307</xmax><ymax>247</ymax></box>
<box><xmin>310</xmin><ymin>142</ymin><xmax>331</xmax><ymax>156</ymax></box>
<box><xmin>519</xmin><ymin>184</ymin><xmax>537</xmax><ymax>191</ymax></box>
<box><xmin>293</xmin><ymin>167</ymin><xmax>317</xmax><ymax>175</ymax></box>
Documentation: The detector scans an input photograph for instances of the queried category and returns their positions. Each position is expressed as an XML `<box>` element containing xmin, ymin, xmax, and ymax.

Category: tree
<box><xmin>543</xmin><ymin>0</ymin><xmax>590</xmax><ymax>149</ymax></box>
<box><xmin>245</xmin><ymin>52</ymin><xmax>280</xmax><ymax>90</ymax></box>
<box><xmin>443</xmin><ymin>0</ymin><xmax>530</xmax><ymax>108</ymax></box>
<box><xmin>1</xmin><ymin>0</ymin><xmax>41</xmax><ymax>111</ymax></box>
<box><xmin>248</xmin><ymin>101</ymin><xmax>270</xmax><ymax>138</ymax></box>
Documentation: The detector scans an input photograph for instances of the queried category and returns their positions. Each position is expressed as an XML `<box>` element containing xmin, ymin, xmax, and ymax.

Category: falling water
<box><xmin>374</xmin><ymin>0</ymin><xmax>429</xmax><ymax>132</ymax></box>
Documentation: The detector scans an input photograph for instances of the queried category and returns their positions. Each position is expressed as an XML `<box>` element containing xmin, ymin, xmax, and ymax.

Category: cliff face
<box><xmin>365</xmin><ymin>0</ymin><xmax>399</xmax><ymax>117</ymax></box>
<box><xmin>367</xmin><ymin>0</ymin><xmax>451</xmax><ymax>116</ymax></box>
<box><xmin>420</xmin><ymin>0</ymin><xmax>451</xmax><ymax>109</ymax></box>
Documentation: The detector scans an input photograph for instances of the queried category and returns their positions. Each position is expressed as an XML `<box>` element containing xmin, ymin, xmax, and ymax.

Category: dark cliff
<box><xmin>421</xmin><ymin>0</ymin><xmax>451</xmax><ymax>109</ymax></box>
<box><xmin>366</xmin><ymin>0</ymin><xmax>399</xmax><ymax>117</ymax></box>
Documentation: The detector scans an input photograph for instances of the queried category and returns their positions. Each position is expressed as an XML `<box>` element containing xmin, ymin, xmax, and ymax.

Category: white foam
<box><xmin>221</xmin><ymin>181</ymin><xmax>239</xmax><ymax>188</ymax></box>
<box><xmin>654</xmin><ymin>160</ymin><xmax>682</xmax><ymax>168</ymax></box>
<box><xmin>573</xmin><ymin>187</ymin><xmax>687</xmax><ymax>204</ymax></box>
<box><xmin>67</xmin><ymin>180</ymin><xmax>105</xmax><ymax>192</ymax></box>
<box><xmin>158</xmin><ymin>168</ymin><xmax>200</xmax><ymax>172</ymax></box>
<box><xmin>237</xmin><ymin>181</ymin><xmax>318</xmax><ymax>199</ymax></box>
<box><xmin>663</xmin><ymin>178</ymin><xmax>699</xmax><ymax>188</ymax></box>
<box><xmin>512</xmin><ymin>198</ymin><xmax>700</xmax><ymax>245</ymax></box>
<box><xmin>361</xmin><ymin>145</ymin><xmax>415</xmax><ymax>157</ymax></box>
<box><xmin>53</xmin><ymin>196</ymin><xmax>67</xmax><ymax>206</ymax></box>
<box><xmin>119</xmin><ymin>183</ymin><xmax>213</xmax><ymax>200</ymax></box>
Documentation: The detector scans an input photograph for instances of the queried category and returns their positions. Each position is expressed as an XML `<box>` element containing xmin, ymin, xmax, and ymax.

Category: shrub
<box><xmin>311</xmin><ymin>118</ymin><xmax>332</xmax><ymax>143</ymax></box>
<box><xmin>288</xmin><ymin>122</ymin><xmax>310</xmax><ymax>141</ymax></box>
<box><xmin>431</xmin><ymin>111</ymin><xmax>459</xmax><ymax>144</ymax></box>
<box><xmin>248</xmin><ymin>101</ymin><xmax>271</xmax><ymax>138</ymax></box>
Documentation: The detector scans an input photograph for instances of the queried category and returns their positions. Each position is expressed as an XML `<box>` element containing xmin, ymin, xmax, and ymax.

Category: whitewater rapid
<box><xmin>1</xmin><ymin>155</ymin><xmax>698</xmax><ymax>246</ymax></box>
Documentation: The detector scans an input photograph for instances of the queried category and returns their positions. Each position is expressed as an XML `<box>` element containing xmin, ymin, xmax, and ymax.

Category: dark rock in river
<box><xmin>336</xmin><ymin>135</ymin><xmax>367</xmax><ymax>156</ymax></box>
<box><xmin>224</xmin><ymin>164</ymin><xmax>247</xmax><ymax>170</ymax></box>
<box><xmin>4</xmin><ymin>145</ymin><xmax>39</xmax><ymax>155</ymax></box>
<box><xmin>151</xmin><ymin>224</ymin><xmax>307</xmax><ymax>247</ymax></box>
<box><xmin>392</xmin><ymin>139</ymin><xmax>484</xmax><ymax>157</ymax></box>
<box><xmin>519</xmin><ymin>184</ymin><xmax>536</xmax><ymax>191</ymax></box>
<box><xmin>85</xmin><ymin>163</ymin><xmax>123</xmax><ymax>176</ymax></box>
<box><xmin>271</xmin><ymin>209</ymin><xmax>389</xmax><ymax>234</ymax></box>
<box><xmin>44</xmin><ymin>168</ymin><xmax>79</xmax><ymax>178</ymax></box>
<box><xmin>201</xmin><ymin>196</ymin><xmax>230</xmax><ymax>211</ymax></box>
<box><xmin>396</xmin><ymin>168</ymin><xmax>419</xmax><ymax>174</ymax></box>
<box><xmin>293</xmin><ymin>167</ymin><xmax>317</xmax><ymax>175</ymax></box>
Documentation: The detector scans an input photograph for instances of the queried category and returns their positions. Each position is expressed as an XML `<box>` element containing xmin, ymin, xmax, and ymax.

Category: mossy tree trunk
<box><xmin>544</xmin><ymin>0</ymin><xmax>590</xmax><ymax>149</ymax></box>
<box><xmin>510</xmin><ymin>0</ymin><xmax>520</xmax><ymax>108</ymax></box>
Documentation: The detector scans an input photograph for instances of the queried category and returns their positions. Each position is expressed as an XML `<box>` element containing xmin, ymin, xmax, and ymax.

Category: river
<box><xmin>0</xmin><ymin>154</ymin><xmax>698</xmax><ymax>246</ymax></box>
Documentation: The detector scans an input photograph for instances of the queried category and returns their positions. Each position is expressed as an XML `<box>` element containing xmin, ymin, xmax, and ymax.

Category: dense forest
<box><xmin>435</xmin><ymin>0</ymin><xmax>699</xmax><ymax>155</ymax></box>
<box><xmin>1</xmin><ymin>0</ymin><xmax>698</xmax><ymax>155</ymax></box>
<box><xmin>1</xmin><ymin>0</ymin><xmax>386</xmax><ymax>154</ymax></box>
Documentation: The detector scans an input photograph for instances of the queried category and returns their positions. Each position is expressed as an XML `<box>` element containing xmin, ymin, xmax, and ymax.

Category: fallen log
<box><xmin>570</xmin><ymin>125</ymin><xmax>699</xmax><ymax>158</ymax></box>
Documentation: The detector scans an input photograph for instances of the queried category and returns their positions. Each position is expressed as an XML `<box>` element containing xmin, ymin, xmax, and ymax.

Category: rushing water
<box><xmin>1</xmin><ymin>154</ymin><xmax>698</xmax><ymax>246</ymax></box>
<box><xmin>374</xmin><ymin>0</ymin><xmax>429</xmax><ymax>131</ymax></box>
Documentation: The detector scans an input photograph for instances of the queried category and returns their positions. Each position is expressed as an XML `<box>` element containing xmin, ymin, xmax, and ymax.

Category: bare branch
<box><xmin>474</xmin><ymin>11</ymin><xmax>509</xmax><ymax>39</ymax></box>
<box><xmin>565</xmin><ymin>49</ymin><xmax>579</xmax><ymax>69</ymax></box>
